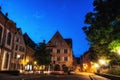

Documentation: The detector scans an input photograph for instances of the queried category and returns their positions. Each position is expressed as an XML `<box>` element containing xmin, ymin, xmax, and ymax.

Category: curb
<box><xmin>89</xmin><ymin>75</ymin><xmax>94</xmax><ymax>80</ymax></box>
<box><xmin>95</xmin><ymin>73</ymin><xmax>120</xmax><ymax>80</ymax></box>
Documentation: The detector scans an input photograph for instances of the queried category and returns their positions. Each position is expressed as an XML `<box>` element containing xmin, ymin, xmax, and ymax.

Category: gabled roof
<box><xmin>15</xmin><ymin>28</ymin><xmax>22</xmax><ymax>34</ymax></box>
<box><xmin>47</xmin><ymin>31</ymin><xmax>72</xmax><ymax>48</ymax></box>
<box><xmin>23</xmin><ymin>33</ymin><xmax>36</xmax><ymax>49</ymax></box>
<box><xmin>64</xmin><ymin>38</ymin><xmax>72</xmax><ymax>48</ymax></box>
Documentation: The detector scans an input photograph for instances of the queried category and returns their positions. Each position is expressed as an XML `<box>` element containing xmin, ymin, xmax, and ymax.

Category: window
<box><xmin>15</xmin><ymin>45</ymin><xmax>18</xmax><ymax>50</ymax></box>
<box><xmin>7</xmin><ymin>32</ymin><xmax>12</xmax><ymax>45</ymax></box>
<box><xmin>4</xmin><ymin>52</ymin><xmax>9</xmax><ymax>68</ymax></box>
<box><xmin>19</xmin><ymin>46</ymin><xmax>25</xmax><ymax>52</ymax></box>
<box><xmin>64</xmin><ymin>57</ymin><xmax>68</xmax><ymax>61</ymax></box>
<box><xmin>57</xmin><ymin>57</ymin><xmax>61</xmax><ymax>61</ymax></box>
<box><xmin>61</xmin><ymin>42</ymin><xmax>64</xmax><ymax>46</ymax></box>
<box><xmin>20</xmin><ymin>38</ymin><xmax>22</xmax><ymax>44</ymax></box>
<box><xmin>55</xmin><ymin>41</ymin><xmax>58</xmax><ymax>46</ymax></box>
<box><xmin>16</xmin><ymin>37</ymin><xmax>19</xmax><ymax>42</ymax></box>
<box><xmin>57</xmin><ymin>49</ymin><xmax>60</xmax><ymax>53</ymax></box>
<box><xmin>49</xmin><ymin>48</ymin><xmax>53</xmax><ymax>53</ymax></box>
<box><xmin>21</xmin><ymin>54</ymin><xmax>24</xmax><ymax>59</ymax></box>
<box><xmin>64</xmin><ymin>49</ymin><xmax>68</xmax><ymax>53</ymax></box>
<box><xmin>0</xmin><ymin>26</ymin><xmax>3</xmax><ymax>43</ymax></box>
<box><xmin>14</xmin><ymin>53</ymin><xmax>17</xmax><ymax>59</ymax></box>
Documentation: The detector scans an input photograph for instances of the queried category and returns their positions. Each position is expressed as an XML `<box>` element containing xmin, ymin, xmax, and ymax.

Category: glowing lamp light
<box><xmin>34</xmin><ymin>61</ymin><xmax>37</xmax><ymax>65</ymax></box>
<box><xmin>26</xmin><ymin>59</ymin><xmax>29</xmax><ymax>63</ymax></box>
<box><xmin>99</xmin><ymin>59</ymin><xmax>106</xmax><ymax>65</ymax></box>
<box><xmin>117</xmin><ymin>49</ymin><xmax>120</xmax><ymax>55</ymax></box>
<box><xmin>94</xmin><ymin>63</ymin><xmax>99</xmax><ymax>68</ymax></box>
<box><xmin>83</xmin><ymin>63</ymin><xmax>88</xmax><ymax>69</ymax></box>
<box><xmin>17</xmin><ymin>54</ymin><xmax>20</xmax><ymax>58</ymax></box>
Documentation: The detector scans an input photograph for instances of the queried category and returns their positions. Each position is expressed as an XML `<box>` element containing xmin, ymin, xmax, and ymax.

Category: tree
<box><xmin>34</xmin><ymin>40</ymin><xmax>51</xmax><ymax>67</ymax></box>
<box><xmin>83</xmin><ymin>0</ymin><xmax>120</xmax><ymax>62</ymax></box>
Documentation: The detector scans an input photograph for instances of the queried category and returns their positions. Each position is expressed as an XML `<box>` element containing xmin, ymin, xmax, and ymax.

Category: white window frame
<box><xmin>0</xmin><ymin>23</ymin><xmax>4</xmax><ymax>45</ymax></box>
<box><xmin>5</xmin><ymin>29</ymin><xmax>13</xmax><ymax>49</ymax></box>
<box><xmin>1</xmin><ymin>51</ymin><xmax>11</xmax><ymax>70</ymax></box>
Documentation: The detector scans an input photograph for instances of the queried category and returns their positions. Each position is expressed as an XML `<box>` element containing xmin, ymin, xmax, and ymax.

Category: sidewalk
<box><xmin>76</xmin><ymin>72</ymin><xmax>110</xmax><ymax>80</ymax></box>
<box><xmin>89</xmin><ymin>74</ymin><xmax>110</xmax><ymax>80</ymax></box>
<box><xmin>96</xmin><ymin>73</ymin><xmax>120</xmax><ymax>80</ymax></box>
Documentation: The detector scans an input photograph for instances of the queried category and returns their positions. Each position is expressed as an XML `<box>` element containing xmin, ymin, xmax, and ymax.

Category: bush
<box><xmin>107</xmin><ymin>68</ymin><xmax>120</xmax><ymax>75</ymax></box>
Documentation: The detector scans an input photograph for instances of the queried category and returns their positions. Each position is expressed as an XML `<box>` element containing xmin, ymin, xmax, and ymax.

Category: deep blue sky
<box><xmin>1</xmin><ymin>0</ymin><xmax>94</xmax><ymax>57</ymax></box>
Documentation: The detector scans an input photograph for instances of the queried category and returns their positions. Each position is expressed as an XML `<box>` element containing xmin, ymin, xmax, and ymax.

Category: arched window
<box><xmin>4</xmin><ymin>52</ymin><xmax>9</xmax><ymax>69</ymax></box>
<box><xmin>0</xmin><ymin>26</ymin><xmax>3</xmax><ymax>42</ymax></box>
<box><xmin>7</xmin><ymin>32</ymin><xmax>12</xmax><ymax>45</ymax></box>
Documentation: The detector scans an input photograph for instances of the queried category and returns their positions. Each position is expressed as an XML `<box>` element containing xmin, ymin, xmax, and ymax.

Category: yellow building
<box><xmin>47</xmin><ymin>31</ymin><xmax>73</xmax><ymax>70</ymax></box>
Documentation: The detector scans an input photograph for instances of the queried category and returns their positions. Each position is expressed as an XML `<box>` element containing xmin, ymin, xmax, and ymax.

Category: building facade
<box><xmin>47</xmin><ymin>31</ymin><xmax>73</xmax><ymax>70</ymax></box>
<box><xmin>23</xmin><ymin>33</ymin><xmax>36</xmax><ymax>71</ymax></box>
<box><xmin>10</xmin><ymin>28</ymin><xmax>26</xmax><ymax>71</ymax></box>
<box><xmin>0</xmin><ymin>10</ymin><xmax>26</xmax><ymax>71</ymax></box>
<box><xmin>80</xmin><ymin>51</ymin><xmax>92</xmax><ymax>72</ymax></box>
<box><xmin>0</xmin><ymin>11</ymin><xmax>16</xmax><ymax>70</ymax></box>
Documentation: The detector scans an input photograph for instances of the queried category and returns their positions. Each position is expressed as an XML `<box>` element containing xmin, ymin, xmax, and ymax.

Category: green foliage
<box><xmin>107</xmin><ymin>68</ymin><xmax>120</xmax><ymax>75</ymax></box>
<box><xmin>34</xmin><ymin>40</ymin><xmax>51</xmax><ymax>66</ymax></box>
<box><xmin>108</xmin><ymin>40</ymin><xmax>120</xmax><ymax>53</ymax></box>
<box><xmin>83</xmin><ymin>0</ymin><xmax>120</xmax><ymax>63</ymax></box>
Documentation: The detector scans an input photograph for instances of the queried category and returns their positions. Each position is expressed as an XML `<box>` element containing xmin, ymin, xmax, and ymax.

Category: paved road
<box><xmin>0</xmin><ymin>72</ymin><xmax>110</xmax><ymax>80</ymax></box>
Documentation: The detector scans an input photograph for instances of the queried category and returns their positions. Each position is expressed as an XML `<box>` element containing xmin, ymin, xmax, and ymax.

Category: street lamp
<box><xmin>117</xmin><ymin>49</ymin><xmax>120</xmax><ymax>55</ymax></box>
<box><xmin>94</xmin><ymin>63</ymin><xmax>100</xmax><ymax>68</ymax></box>
<box><xmin>17</xmin><ymin>54</ymin><xmax>20</xmax><ymax>59</ymax></box>
<box><xmin>99</xmin><ymin>59</ymin><xmax>106</xmax><ymax>65</ymax></box>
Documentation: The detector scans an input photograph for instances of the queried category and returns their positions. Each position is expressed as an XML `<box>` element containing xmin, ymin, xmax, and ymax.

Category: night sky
<box><xmin>1</xmin><ymin>0</ymin><xmax>94</xmax><ymax>57</ymax></box>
